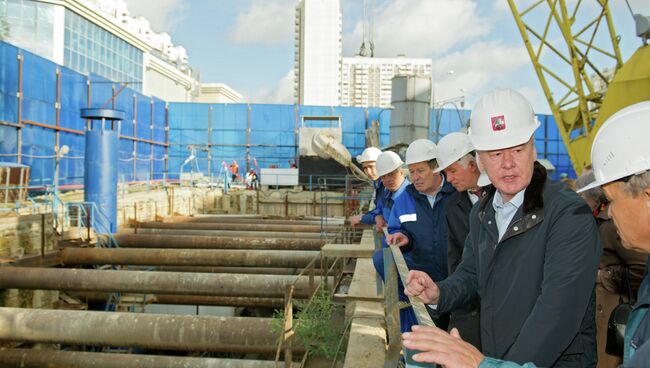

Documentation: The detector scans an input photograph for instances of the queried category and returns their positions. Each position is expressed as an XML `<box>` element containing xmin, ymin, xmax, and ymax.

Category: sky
<box><xmin>124</xmin><ymin>0</ymin><xmax>650</xmax><ymax>113</ymax></box>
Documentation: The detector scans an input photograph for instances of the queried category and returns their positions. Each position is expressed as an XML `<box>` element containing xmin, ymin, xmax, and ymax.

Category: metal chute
<box><xmin>311</xmin><ymin>132</ymin><xmax>370</xmax><ymax>182</ymax></box>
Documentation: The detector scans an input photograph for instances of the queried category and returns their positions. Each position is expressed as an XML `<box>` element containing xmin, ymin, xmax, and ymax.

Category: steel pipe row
<box><xmin>0</xmin><ymin>267</ymin><xmax>321</xmax><ymax>298</ymax></box>
<box><xmin>113</xmin><ymin>234</ymin><xmax>324</xmax><ymax>250</ymax></box>
<box><xmin>60</xmin><ymin>247</ymin><xmax>321</xmax><ymax>268</ymax></box>
<box><xmin>0</xmin><ymin>308</ymin><xmax>301</xmax><ymax>354</ymax></box>
<box><xmin>0</xmin><ymin>349</ymin><xmax>300</xmax><ymax>368</ymax></box>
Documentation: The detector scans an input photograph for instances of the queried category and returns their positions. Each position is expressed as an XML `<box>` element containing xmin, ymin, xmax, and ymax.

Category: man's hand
<box><xmin>402</xmin><ymin>326</ymin><xmax>484</xmax><ymax>368</ymax></box>
<box><xmin>349</xmin><ymin>215</ymin><xmax>363</xmax><ymax>227</ymax></box>
<box><xmin>374</xmin><ymin>215</ymin><xmax>386</xmax><ymax>233</ymax></box>
<box><xmin>405</xmin><ymin>270</ymin><xmax>440</xmax><ymax>304</ymax></box>
<box><xmin>386</xmin><ymin>232</ymin><xmax>409</xmax><ymax>247</ymax></box>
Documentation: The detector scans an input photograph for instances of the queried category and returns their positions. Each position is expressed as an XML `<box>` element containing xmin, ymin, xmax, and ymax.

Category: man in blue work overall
<box><xmin>349</xmin><ymin>147</ymin><xmax>387</xmax><ymax>232</ymax></box>
<box><xmin>370</xmin><ymin>150</ymin><xmax>411</xmax><ymax>332</ymax></box>
<box><xmin>385</xmin><ymin>138</ymin><xmax>455</xmax><ymax>367</ymax></box>
<box><xmin>402</xmin><ymin>89</ymin><xmax>601</xmax><ymax>367</ymax></box>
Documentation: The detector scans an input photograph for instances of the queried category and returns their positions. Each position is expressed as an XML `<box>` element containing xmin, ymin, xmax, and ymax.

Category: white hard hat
<box><xmin>577</xmin><ymin>101</ymin><xmax>650</xmax><ymax>193</ymax></box>
<box><xmin>468</xmin><ymin>89</ymin><xmax>540</xmax><ymax>151</ymax></box>
<box><xmin>356</xmin><ymin>147</ymin><xmax>382</xmax><ymax>163</ymax></box>
<box><xmin>376</xmin><ymin>151</ymin><xmax>404</xmax><ymax>177</ymax></box>
<box><xmin>405</xmin><ymin>139</ymin><xmax>437</xmax><ymax>165</ymax></box>
<box><xmin>475</xmin><ymin>154</ymin><xmax>492</xmax><ymax>186</ymax></box>
<box><xmin>434</xmin><ymin>132</ymin><xmax>475</xmax><ymax>173</ymax></box>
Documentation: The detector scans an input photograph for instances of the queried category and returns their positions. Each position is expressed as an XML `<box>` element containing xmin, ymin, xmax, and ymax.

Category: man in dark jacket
<box><xmin>403</xmin><ymin>89</ymin><xmax>601</xmax><ymax>367</ymax></box>
<box><xmin>434</xmin><ymin>131</ymin><xmax>485</xmax><ymax>349</ymax></box>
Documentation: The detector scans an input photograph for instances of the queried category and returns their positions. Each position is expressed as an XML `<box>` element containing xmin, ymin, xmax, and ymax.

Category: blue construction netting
<box><xmin>0</xmin><ymin>41</ymin><xmax>167</xmax><ymax>188</ymax></box>
<box><xmin>0</xmin><ymin>40</ymin><xmax>576</xmax><ymax>190</ymax></box>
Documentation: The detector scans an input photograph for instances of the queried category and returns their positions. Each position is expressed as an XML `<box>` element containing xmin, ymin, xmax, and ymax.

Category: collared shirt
<box><xmin>492</xmin><ymin>189</ymin><xmax>526</xmax><ymax>241</ymax></box>
<box><xmin>468</xmin><ymin>191</ymin><xmax>480</xmax><ymax>205</ymax></box>
<box><xmin>422</xmin><ymin>176</ymin><xmax>446</xmax><ymax>208</ymax></box>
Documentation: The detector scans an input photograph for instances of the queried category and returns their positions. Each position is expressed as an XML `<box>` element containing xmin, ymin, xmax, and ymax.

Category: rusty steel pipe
<box><xmin>143</xmin><ymin>266</ymin><xmax>326</xmax><ymax>275</ymax></box>
<box><xmin>0</xmin><ymin>268</ymin><xmax>321</xmax><ymax>298</ymax></box>
<box><xmin>168</xmin><ymin>215</ymin><xmax>340</xmax><ymax>226</ymax></box>
<box><xmin>0</xmin><ymin>349</ymin><xmax>300</xmax><ymax>368</ymax></box>
<box><xmin>122</xmin><ymin>228</ymin><xmax>333</xmax><ymax>239</ymax></box>
<box><xmin>137</xmin><ymin>221</ymin><xmax>337</xmax><ymax>233</ymax></box>
<box><xmin>72</xmin><ymin>292</ymin><xmax>288</xmax><ymax>308</ymax></box>
<box><xmin>60</xmin><ymin>248</ymin><xmax>321</xmax><ymax>268</ymax></box>
<box><xmin>0</xmin><ymin>308</ymin><xmax>302</xmax><ymax>354</ymax></box>
<box><xmin>113</xmin><ymin>234</ymin><xmax>324</xmax><ymax>250</ymax></box>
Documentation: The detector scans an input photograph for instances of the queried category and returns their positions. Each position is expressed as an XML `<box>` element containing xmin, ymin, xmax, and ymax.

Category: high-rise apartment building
<box><xmin>341</xmin><ymin>56</ymin><xmax>432</xmax><ymax>108</ymax></box>
<box><xmin>294</xmin><ymin>0</ymin><xmax>342</xmax><ymax>106</ymax></box>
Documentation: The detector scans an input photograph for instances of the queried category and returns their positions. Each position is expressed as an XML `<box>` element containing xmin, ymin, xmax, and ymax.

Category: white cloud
<box><xmin>431</xmin><ymin>40</ymin><xmax>531</xmax><ymax>107</ymax></box>
<box><xmin>250</xmin><ymin>70</ymin><xmax>295</xmax><ymax>104</ymax></box>
<box><xmin>344</xmin><ymin>0</ymin><xmax>490</xmax><ymax>58</ymax></box>
<box><xmin>229</xmin><ymin>0</ymin><xmax>295</xmax><ymax>45</ymax></box>
<box><xmin>124</xmin><ymin>0</ymin><xmax>187</xmax><ymax>32</ymax></box>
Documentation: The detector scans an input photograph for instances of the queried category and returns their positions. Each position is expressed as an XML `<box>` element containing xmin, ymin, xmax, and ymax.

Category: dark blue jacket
<box><xmin>361</xmin><ymin>179</ymin><xmax>385</xmax><ymax>225</ymax></box>
<box><xmin>439</xmin><ymin>163</ymin><xmax>600</xmax><ymax>367</ymax></box>
<box><xmin>623</xmin><ymin>257</ymin><xmax>650</xmax><ymax>367</ymax></box>
<box><xmin>387</xmin><ymin>179</ymin><xmax>455</xmax><ymax>281</ymax></box>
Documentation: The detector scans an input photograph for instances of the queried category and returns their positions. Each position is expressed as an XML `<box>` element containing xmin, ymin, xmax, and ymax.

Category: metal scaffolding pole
<box><xmin>60</xmin><ymin>248</ymin><xmax>321</xmax><ymax>268</ymax></box>
<box><xmin>0</xmin><ymin>349</ymin><xmax>301</xmax><ymax>368</ymax></box>
<box><xmin>0</xmin><ymin>268</ymin><xmax>319</xmax><ymax>298</ymax></box>
<box><xmin>0</xmin><ymin>308</ymin><xmax>303</xmax><ymax>354</ymax></box>
<box><xmin>113</xmin><ymin>233</ymin><xmax>324</xmax><ymax>250</ymax></box>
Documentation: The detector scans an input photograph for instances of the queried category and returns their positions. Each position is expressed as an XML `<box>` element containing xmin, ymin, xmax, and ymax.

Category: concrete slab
<box><xmin>343</xmin><ymin>317</ymin><xmax>386</xmax><ymax>368</ymax></box>
<box><xmin>341</xmin><ymin>258</ymin><xmax>383</xmax><ymax>302</ymax></box>
<box><xmin>322</xmin><ymin>243</ymin><xmax>373</xmax><ymax>258</ymax></box>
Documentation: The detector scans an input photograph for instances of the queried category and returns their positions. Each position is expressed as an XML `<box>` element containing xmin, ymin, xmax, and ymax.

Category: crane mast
<box><xmin>508</xmin><ymin>0</ymin><xmax>624</xmax><ymax>173</ymax></box>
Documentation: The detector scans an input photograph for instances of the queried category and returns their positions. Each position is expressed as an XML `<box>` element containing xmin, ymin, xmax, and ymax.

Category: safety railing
<box><xmin>273</xmin><ymin>253</ymin><xmax>349</xmax><ymax>368</ymax></box>
<box><xmin>63</xmin><ymin>201</ymin><xmax>119</xmax><ymax>249</ymax></box>
<box><xmin>377</xmin><ymin>228</ymin><xmax>435</xmax><ymax>367</ymax></box>
<box><xmin>319</xmin><ymin>193</ymin><xmax>370</xmax><ymax>244</ymax></box>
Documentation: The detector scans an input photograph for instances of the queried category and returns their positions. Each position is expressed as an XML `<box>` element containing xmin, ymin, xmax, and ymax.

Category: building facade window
<box><xmin>64</xmin><ymin>10</ymin><xmax>142</xmax><ymax>91</ymax></box>
<box><xmin>0</xmin><ymin>0</ymin><xmax>54</xmax><ymax>59</ymax></box>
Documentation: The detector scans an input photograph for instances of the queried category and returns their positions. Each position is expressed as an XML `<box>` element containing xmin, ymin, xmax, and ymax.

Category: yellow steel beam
<box><xmin>507</xmin><ymin>0</ymin><xmax>624</xmax><ymax>174</ymax></box>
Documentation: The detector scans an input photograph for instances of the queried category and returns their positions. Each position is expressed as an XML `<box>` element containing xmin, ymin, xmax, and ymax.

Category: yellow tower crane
<box><xmin>508</xmin><ymin>0</ymin><xmax>650</xmax><ymax>174</ymax></box>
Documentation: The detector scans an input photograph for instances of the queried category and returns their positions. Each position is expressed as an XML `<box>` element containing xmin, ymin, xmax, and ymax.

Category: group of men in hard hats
<box><xmin>352</xmin><ymin>88</ymin><xmax>650</xmax><ymax>368</ymax></box>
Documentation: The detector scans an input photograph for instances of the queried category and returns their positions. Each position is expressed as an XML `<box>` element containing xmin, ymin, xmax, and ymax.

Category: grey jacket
<box><xmin>437</xmin><ymin>162</ymin><xmax>601</xmax><ymax>367</ymax></box>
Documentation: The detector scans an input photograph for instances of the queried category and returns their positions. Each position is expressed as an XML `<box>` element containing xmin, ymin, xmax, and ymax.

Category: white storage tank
<box><xmin>390</xmin><ymin>76</ymin><xmax>432</xmax><ymax>146</ymax></box>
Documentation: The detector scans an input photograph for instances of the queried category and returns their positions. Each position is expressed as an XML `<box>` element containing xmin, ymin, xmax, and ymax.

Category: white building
<box><xmin>341</xmin><ymin>56</ymin><xmax>432</xmax><ymax>108</ymax></box>
<box><xmin>294</xmin><ymin>0</ymin><xmax>342</xmax><ymax>106</ymax></box>
<box><xmin>0</xmin><ymin>0</ymin><xmax>237</xmax><ymax>103</ymax></box>
<box><xmin>195</xmin><ymin>83</ymin><xmax>243</xmax><ymax>104</ymax></box>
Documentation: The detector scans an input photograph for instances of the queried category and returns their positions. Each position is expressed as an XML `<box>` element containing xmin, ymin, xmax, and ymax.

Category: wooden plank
<box><xmin>342</xmin><ymin>258</ymin><xmax>383</xmax><ymax>301</ymax></box>
<box><xmin>322</xmin><ymin>243</ymin><xmax>374</xmax><ymax>258</ymax></box>
<box><xmin>343</xmin><ymin>317</ymin><xmax>386</xmax><ymax>368</ymax></box>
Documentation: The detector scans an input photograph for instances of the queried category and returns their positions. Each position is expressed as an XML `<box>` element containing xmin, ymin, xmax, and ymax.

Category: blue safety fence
<box><xmin>0</xmin><ymin>41</ymin><xmax>167</xmax><ymax>188</ymax></box>
<box><xmin>0</xmin><ymin>40</ymin><xmax>575</xmax><ymax>190</ymax></box>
